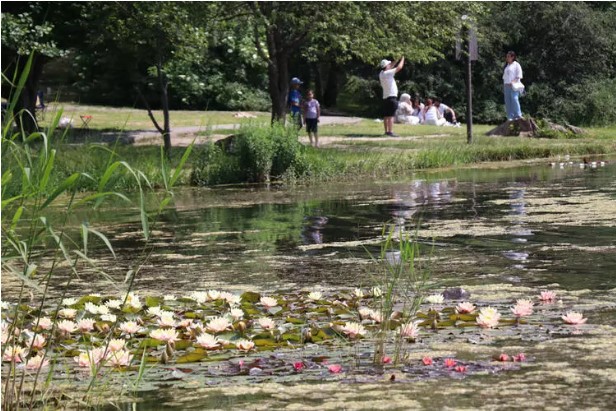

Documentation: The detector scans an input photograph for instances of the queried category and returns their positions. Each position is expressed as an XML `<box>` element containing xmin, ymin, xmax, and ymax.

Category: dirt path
<box><xmin>129</xmin><ymin>116</ymin><xmax>365</xmax><ymax>147</ymax></box>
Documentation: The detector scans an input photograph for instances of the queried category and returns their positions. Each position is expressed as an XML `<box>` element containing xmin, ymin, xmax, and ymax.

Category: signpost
<box><xmin>456</xmin><ymin>15</ymin><xmax>478</xmax><ymax>144</ymax></box>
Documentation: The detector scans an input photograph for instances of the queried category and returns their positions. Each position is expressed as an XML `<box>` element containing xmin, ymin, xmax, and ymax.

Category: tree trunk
<box><xmin>267</xmin><ymin>30</ymin><xmax>290</xmax><ymax>124</ymax></box>
<box><xmin>157</xmin><ymin>61</ymin><xmax>172</xmax><ymax>158</ymax></box>
<box><xmin>323</xmin><ymin>62</ymin><xmax>339</xmax><ymax>108</ymax></box>
<box><xmin>12</xmin><ymin>55</ymin><xmax>46</xmax><ymax>135</ymax></box>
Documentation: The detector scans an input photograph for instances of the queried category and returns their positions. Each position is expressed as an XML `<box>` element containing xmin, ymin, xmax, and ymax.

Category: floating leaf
<box><xmin>241</xmin><ymin>291</ymin><xmax>261</xmax><ymax>303</ymax></box>
<box><xmin>176</xmin><ymin>352</ymin><xmax>207</xmax><ymax>363</ymax></box>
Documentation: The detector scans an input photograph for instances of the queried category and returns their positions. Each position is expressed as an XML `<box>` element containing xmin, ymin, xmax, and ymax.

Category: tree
<box><xmin>236</xmin><ymin>2</ymin><xmax>478</xmax><ymax>123</ymax></box>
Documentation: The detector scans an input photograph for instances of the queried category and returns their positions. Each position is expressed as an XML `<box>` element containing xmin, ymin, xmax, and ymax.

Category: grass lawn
<box><xmin>40</xmin><ymin>103</ymin><xmax>271</xmax><ymax>131</ymax></box>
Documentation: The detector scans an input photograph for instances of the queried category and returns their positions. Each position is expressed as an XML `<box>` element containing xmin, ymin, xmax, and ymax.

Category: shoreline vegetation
<box><xmin>18</xmin><ymin>104</ymin><xmax>616</xmax><ymax>193</ymax></box>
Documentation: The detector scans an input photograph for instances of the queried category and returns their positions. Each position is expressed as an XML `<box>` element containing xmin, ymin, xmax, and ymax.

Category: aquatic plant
<box><xmin>561</xmin><ymin>311</ymin><xmax>587</xmax><ymax>325</ymax></box>
<box><xmin>476</xmin><ymin>307</ymin><xmax>501</xmax><ymax>328</ymax></box>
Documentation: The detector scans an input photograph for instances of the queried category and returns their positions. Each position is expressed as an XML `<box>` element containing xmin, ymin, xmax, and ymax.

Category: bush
<box><xmin>190</xmin><ymin>143</ymin><xmax>242</xmax><ymax>185</ymax></box>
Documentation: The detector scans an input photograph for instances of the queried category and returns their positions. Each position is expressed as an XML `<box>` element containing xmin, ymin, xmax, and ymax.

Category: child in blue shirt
<box><xmin>288</xmin><ymin>77</ymin><xmax>303</xmax><ymax>129</ymax></box>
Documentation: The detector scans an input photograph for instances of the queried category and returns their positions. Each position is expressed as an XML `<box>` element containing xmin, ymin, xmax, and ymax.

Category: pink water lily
<box><xmin>57</xmin><ymin>320</ymin><xmax>77</xmax><ymax>334</ymax></box>
<box><xmin>328</xmin><ymin>364</ymin><xmax>343</xmax><ymax>373</ymax></box>
<box><xmin>2</xmin><ymin>345</ymin><xmax>27</xmax><ymax>363</ymax></box>
<box><xmin>539</xmin><ymin>290</ymin><xmax>557</xmax><ymax>303</ymax></box>
<box><xmin>149</xmin><ymin>328</ymin><xmax>179</xmax><ymax>343</ymax></box>
<box><xmin>196</xmin><ymin>333</ymin><xmax>219</xmax><ymax>349</ymax></box>
<box><xmin>340</xmin><ymin>322</ymin><xmax>367</xmax><ymax>339</ymax></box>
<box><xmin>562</xmin><ymin>311</ymin><xmax>587</xmax><ymax>325</ymax></box>
<box><xmin>106</xmin><ymin>349</ymin><xmax>133</xmax><ymax>367</ymax></box>
<box><xmin>24</xmin><ymin>355</ymin><xmax>49</xmax><ymax>370</ymax></box>
<box><xmin>456</xmin><ymin>302</ymin><xmax>476</xmax><ymax>314</ymax></box>
<box><xmin>77</xmin><ymin>318</ymin><xmax>96</xmax><ymax>332</ymax></box>
<box><xmin>454</xmin><ymin>365</ymin><xmax>467</xmax><ymax>373</ymax></box>
<box><xmin>260</xmin><ymin>296</ymin><xmax>278</xmax><ymax>309</ymax></box>
<box><xmin>382</xmin><ymin>356</ymin><xmax>392</xmax><ymax>364</ymax></box>
<box><xmin>206</xmin><ymin>317</ymin><xmax>232</xmax><ymax>333</ymax></box>
<box><xmin>513</xmin><ymin>353</ymin><xmax>526</xmax><ymax>362</ymax></box>
<box><xmin>422</xmin><ymin>356</ymin><xmax>433</xmax><ymax>366</ymax></box>
<box><xmin>28</xmin><ymin>334</ymin><xmax>46</xmax><ymax>350</ymax></box>
<box><xmin>498</xmin><ymin>353</ymin><xmax>510</xmax><ymax>362</ymax></box>
<box><xmin>511</xmin><ymin>299</ymin><xmax>533</xmax><ymax>318</ymax></box>
<box><xmin>398</xmin><ymin>321</ymin><xmax>420</xmax><ymax>339</ymax></box>
<box><xmin>293</xmin><ymin>361</ymin><xmax>305</xmax><ymax>372</ymax></box>
<box><xmin>444</xmin><ymin>358</ymin><xmax>457</xmax><ymax>368</ymax></box>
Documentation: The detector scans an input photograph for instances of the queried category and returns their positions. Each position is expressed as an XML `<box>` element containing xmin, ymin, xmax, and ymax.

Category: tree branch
<box><xmin>135</xmin><ymin>87</ymin><xmax>164</xmax><ymax>134</ymax></box>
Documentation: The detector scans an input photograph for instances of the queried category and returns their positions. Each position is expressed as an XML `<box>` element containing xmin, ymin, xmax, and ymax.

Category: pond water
<box><xmin>3</xmin><ymin>158</ymin><xmax>616</xmax><ymax>409</ymax></box>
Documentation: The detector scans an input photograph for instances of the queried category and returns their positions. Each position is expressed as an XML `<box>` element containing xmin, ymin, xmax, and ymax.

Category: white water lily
<box><xmin>150</xmin><ymin>328</ymin><xmax>179</xmax><ymax>343</ymax></box>
<box><xmin>229</xmin><ymin>308</ymin><xmax>244</xmax><ymax>321</ymax></box>
<box><xmin>371</xmin><ymin>287</ymin><xmax>383</xmax><ymax>297</ymax></box>
<box><xmin>190</xmin><ymin>291</ymin><xmax>209</xmax><ymax>304</ymax></box>
<box><xmin>157</xmin><ymin>313</ymin><xmax>176</xmax><ymax>328</ymax></box>
<box><xmin>101</xmin><ymin>314</ymin><xmax>117</xmax><ymax>323</ymax></box>
<box><xmin>258</xmin><ymin>317</ymin><xmax>276</xmax><ymax>330</ymax></box>
<box><xmin>104</xmin><ymin>299</ymin><xmax>122</xmax><ymax>309</ymax></box>
<box><xmin>119</xmin><ymin>321</ymin><xmax>142</xmax><ymax>335</ymax></box>
<box><xmin>1</xmin><ymin>301</ymin><xmax>10</xmax><ymax>310</ymax></box>
<box><xmin>399</xmin><ymin>321</ymin><xmax>421</xmax><ymax>339</ymax></box>
<box><xmin>35</xmin><ymin>317</ymin><xmax>53</xmax><ymax>330</ymax></box>
<box><xmin>77</xmin><ymin>318</ymin><xmax>96</xmax><ymax>332</ymax></box>
<box><xmin>124</xmin><ymin>293</ymin><xmax>142</xmax><ymax>310</ymax></box>
<box><xmin>58</xmin><ymin>308</ymin><xmax>77</xmax><ymax>319</ymax></box>
<box><xmin>196</xmin><ymin>333</ymin><xmax>219</xmax><ymax>349</ymax></box>
<box><xmin>354</xmin><ymin>288</ymin><xmax>364</xmax><ymax>299</ymax></box>
<box><xmin>425</xmin><ymin>294</ymin><xmax>444</xmax><ymax>305</ymax></box>
<box><xmin>57</xmin><ymin>320</ymin><xmax>77</xmax><ymax>334</ymax></box>
<box><xmin>84</xmin><ymin>302</ymin><xmax>100</xmax><ymax>314</ymax></box>
<box><xmin>235</xmin><ymin>339</ymin><xmax>255</xmax><ymax>351</ymax></box>
<box><xmin>476</xmin><ymin>307</ymin><xmax>500</xmax><ymax>328</ymax></box>
<box><xmin>62</xmin><ymin>298</ymin><xmax>77</xmax><ymax>306</ymax></box>
<box><xmin>147</xmin><ymin>306</ymin><xmax>162</xmax><ymax>316</ymax></box>
<box><xmin>163</xmin><ymin>294</ymin><xmax>177</xmax><ymax>301</ymax></box>
<box><xmin>206</xmin><ymin>317</ymin><xmax>232</xmax><ymax>333</ymax></box>
<box><xmin>307</xmin><ymin>291</ymin><xmax>323</xmax><ymax>301</ymax></box>
<box><xmin>340</xmin><ymin>322</ymin><xmax>367</xmax><ymax>338</ymax></box>
<box><xmin>220</xmin><ymin>292</ymin><xmax>241</xmax><ymax>306</ymax></box>
<box><xmin>108</xmin><ymin>338</ymin><xmax>126</xmax><ymax>352</ymax></box>
<box><xmin>260</xmin><ymin>296</ymin><xmax>278</xmax><ymax>308</ymax></box>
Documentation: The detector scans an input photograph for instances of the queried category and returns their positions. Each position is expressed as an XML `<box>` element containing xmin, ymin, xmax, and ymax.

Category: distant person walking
<box><xmin>303</xmin><ymin>89</ymin><xmax>321</xmax><ymax>147</ymax></box>
<box><xmin>503</xmin><ymin>51</ymin><xmax>524</xmax><ymax>121</ymax></box>
<box><xmin>379</xmin><ymin>57</ymin><xmax>405</xmax><ymax>136</ymax></box>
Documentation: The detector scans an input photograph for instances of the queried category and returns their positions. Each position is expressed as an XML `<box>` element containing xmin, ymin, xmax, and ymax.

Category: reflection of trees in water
<box><xmin>301</xmin><ymin>215</ymin><xmax>329</xmax><ymax>244</ymax></box>
<box><xmin>390</xmin><ymin>179</ymin><xmax>457</xmax><ymax>234</ymax></box>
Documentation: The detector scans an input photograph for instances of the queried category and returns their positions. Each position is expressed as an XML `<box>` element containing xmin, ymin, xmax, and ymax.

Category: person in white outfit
<box><xmin>395</xmin><ymin>93</ymin><xmax>420</xmax><ymax>125</ymax></box>
<box><xmin>503</xmin><ymin>51</ymin><xmax>524</xmax><ymax>121</ymax></box>
<box><xmin>422</xmin><ymin>98</ymin><xmax>446</xmax><ymax>126</ymax></box>
<box><xmin>379</xmin><ymin>57</ymin><xmax>405</xmax><ymax>136</ymax></box>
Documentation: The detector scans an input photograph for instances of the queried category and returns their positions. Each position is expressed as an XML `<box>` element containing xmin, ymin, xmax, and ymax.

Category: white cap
<box><xmin>290</xmin><ymin>77</ymin><xmax>303</xmax><ymax>84</ymax></box>
<box><xmin>379</xmin><ymin>59</ymin><xmax>392</xmax><ymax>69</ymax></box>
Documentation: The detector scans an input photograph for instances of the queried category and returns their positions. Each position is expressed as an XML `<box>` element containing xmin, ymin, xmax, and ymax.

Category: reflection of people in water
<box><xmin>301</xmin><ymin>216</ymin><xmax>329</xmax><ymax>244</ymax></box>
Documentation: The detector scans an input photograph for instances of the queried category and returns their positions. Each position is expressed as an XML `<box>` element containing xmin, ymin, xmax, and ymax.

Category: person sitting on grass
<box><xmin>302</xmin><ymin>89</ymin><xmax>321</xmax><ymax>147</ymax></box>
<box><xmin>395</xmin><ymin>93</ymin><xmax>420</xmax><ymax>125</ymax></box>
<box><xmin>434</xmin><ymin>98</ymin><xmax>458</xmax><ymax>125</ymax></box>
<box><xmin>421</xmin><ymin>98</ymin><xmax>447</xmax><ymax>126</ymax></box>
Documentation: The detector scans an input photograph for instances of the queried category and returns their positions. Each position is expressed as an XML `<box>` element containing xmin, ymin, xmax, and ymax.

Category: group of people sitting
<box><xmin>395</xmin><ymin>95</ymin><xmax>460</xmax><ymax>127</ymax></box>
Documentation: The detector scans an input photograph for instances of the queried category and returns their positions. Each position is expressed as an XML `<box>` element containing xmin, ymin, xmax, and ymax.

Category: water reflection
<box><xmin>502</xmin><ymin>187</ymin><xmax>532</xmax><ymax>270</ymax></box>
<box><xmin>301</xmin><ymin>215</ymin><xmax>329</xmax><ymax>244</ymax></box>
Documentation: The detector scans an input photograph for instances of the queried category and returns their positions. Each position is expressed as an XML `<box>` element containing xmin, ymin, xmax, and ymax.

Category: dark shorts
<box><xmin>382</xmin><ymin>96</ymin><xmax>398</xmax><ymax>117</ymax></box>
<box><xmin>444</xmin><ymin>111</ymin><xmax>454</xmax><ymax>123</ymax></box>
<box><xmin>305</xmin><ymin>118</ymin><xmax>318</xmax><ymax>133</ymax></box>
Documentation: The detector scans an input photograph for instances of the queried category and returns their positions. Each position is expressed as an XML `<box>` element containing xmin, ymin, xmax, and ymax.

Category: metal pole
<box><xmin>466</xmin><ymin>31</ymin><xmax>473</xmax><ymax>144</ymax></box>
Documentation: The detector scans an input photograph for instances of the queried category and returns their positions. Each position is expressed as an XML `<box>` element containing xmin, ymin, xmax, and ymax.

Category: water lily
<box><xmin>62</xmin><ymin>298</ymin><xmax>77</xmax><ymax>306</ymax></box>
<box><xmin>177</xmin><ymin>319</ymin><xmax>193</xmax><ymax>328</ymax></box>
<box><xmin>28</xmin><ymin>334</ymin><xmax>46</xmax><ymax>350</ymax></box>
<box><xmin>455</xmin><ymin>302</ymin><xmax>476</xmax><ymax>314</ymax></box>
<box><xmin>454</xmin><ymin>365</ymin><xmax>467</xmax><ymax>373</ymax></box>
<box><xmin>307</xmin><ymin>291</ymin><xmax>322</xmax><ymax>301</ymax></box>
<box><xmin>77</xmin><ymin>318</ymin><xmax>96</xmax><ymax>332</ymax></box>
<box><xmin>207</xmin><ymin>290</ymin><xmax>221</xmax><ymax>300</ymax></box>
<box><xmin>163</xmin><ymin>294</ymin><xmax>177</xmax><ymax>301</ymax></box>
<box><xmin>257</xmin><ymin>317</ymin><xmax>276</xmax><ymax>330</ymax></box>
<box><xmin>196</xmin><ymin>333</ymin><xmax>219</xmax><ymax>349</ymax></box>
<box><xmin>108</xmin><ymin>338</ymin><xmax>126</xmax><ymax>352</ymax></box>
<box><xmin>220</xmin><ymin>292</ymin><xmax>241</xmax><ymax>305</ymax></box>
<box><xmin>230</xmin><ymin>308</ymin><xmax>244</xmax><ymax>321</ymax></box>
<box><xmin>2</xmin><ymin>345</ymin><xmax>27</xmax><ymax>363</ymax></box>
<box><xmin>190</xmin><ymin>291</ymin><xmax>209</xmax><ymax>304</ymax></box>
<box><xmin>511</xmin><ymin>299</ymin><xmax>534</xmax><ymax>318</ymax></box>
<box><xmin>371</xmin><ymin>286</ymin><xmax>383</xmax><ymax>298</ymax></box>
<box><xmin>293</xmin><ymin>361</ymin><xmax>305</xmax><ymax>372</ymax></box>
<box><xmin>425</xmin><ymin>294</ymin><xmax>444</xmax><ymax>305</ymax></box>
<box><xmin>422</xmin><ymin>356</ymin><xmax>433</xmax><ymax>366</ymax></box>
<box><xmin>260</xmin><ymin>296</ymin><xmax>278</xmax><ymax>309</ymax></box>
<box><xmin>150</xmin><ymin>328</ymin><xmax>179</xmax><ymax>343</ymax></box>
<box><xmin>353</xmin><ymin>288</ymin><xmax>364</xmax><ymax>299</ymax></box>
<box><xmin>35</xmin><ymin>317</ymin><xmax>53</xmax><ymax>330</ymax></box>
<box><xmin>328</xmin><ymin>364</ymin><xmax>343</xmax><ymax>373</ymax></box>
<box><xmin>58</xmin><ymin>308</ymin><xmax>77</xmax><ymax>319</ymax></box>
<box><xmin>498</xmin><ymin>353</ymin><xmax>510</xmax><ymax>362</ymax></box>
<box><xmin>476</xmin><ymin>307</ymin><xmax>500</xmax><ymax>328</ymax></box>
<box><xmin>147</xmin><ymin>306</ymin><xmax>162</xmax><ymax>316</ymax></box>
<box><xmin>539</xmin><ymin>290</ymin><xmax>557</xmax><ymax>303</ymax></box>
<box><xmin>444</xmin><ymin>358</ymin><xmax>457</xmax><ymax>368</ymax></box>
<box><xmin>561</xmin><ymin>311</ymin><xmax>587</xmax><ymax>325</ymax></box>
<box><xmin>157</xmin><ymin>313</ymin><xmax>176</xmax><ymax>328</ymax></box>
<box><xmin>358</xmin><ymin>307</ymin><xmax>375</xmax><ymax>320</ymax></box>
<box><xmin>235</xmin><ymin>339</ymin><xmax>254</xmax><ymax>351</ymax></box>
<box><xmin>398</xmin><ymin>321</ymin><xmax>421</xmax><ymax>339</ymax></box>
<box><xmin>106</xmin><ymin>349</ymin><xmax>133</xmax><ymax>367</ymax></box>
<box><xmin>0</xmin><ymin>301</ymin><xmax>10</xmax><ymax>310</ymax></box>
<box><xmin>513</xmin><ymin>353</ymin><xmax>526</xmax><ymax>362</ymax></box>
<box><xmin>206</xmin><ymin>317</ymin><xmax>232</xmax><ymax>333</ymax></box>
<box><xmin>24</xmin><ymin>354</ymin><xmax>49</xmax><ymax>370</ymax></box>
<box><xmin>104</xmin><ymin>299</ymin><xmax>122</xmax><ymax>309</ymax></box>
<box><xmin>57</xmin><ymin>320</ymin><xmax>77</xmax><ymax>334</ymax></box>
<box><xmin>124</xmin><ymin>292</ymin><xmax>142</xmax><ymax>310</ymax></box>
<box><xmin>119</xmin><ymin>321</ymin><xmax>142</xmax><ymax>335</ymax></box>
<box><xmin>382</xmin><ymin>356</ymin><xmax>392</xmax><ymax>364</ymax></box>
<box><xmin>370</xmin><ymin>311</ymin><xmax>384</xmax><ymax>323</ymax></box>
<box><xmin>84</xmin><ymin>302</ymin><xmax>100</xmax><ymax>315</ymax></box>
<box><xmin>74</xmin><ymin>347</ymin><xmax>107</xmax><ymax>367</ymax></box>
<box><xmin>340</xmin><ymin>322</ymin><xmax>367</xmax><ymax>338</ymax></box>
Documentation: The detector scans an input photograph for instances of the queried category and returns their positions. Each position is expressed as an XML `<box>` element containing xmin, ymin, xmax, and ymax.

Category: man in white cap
<box><xmin>379</xmin><ymin>57</ymin><xmax>405</xmax><ymax>136</ymax></box>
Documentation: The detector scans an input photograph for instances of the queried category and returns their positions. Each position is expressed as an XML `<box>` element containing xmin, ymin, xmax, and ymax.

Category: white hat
<box><xmin>290</xmin><ymin>77</ymin><xmax>303</xmax><ymax>84</ymax></box>
<box><xmin>379</xmin><ymin>59</ymin><xmax>392</xmax><ymax>69</ymax></box>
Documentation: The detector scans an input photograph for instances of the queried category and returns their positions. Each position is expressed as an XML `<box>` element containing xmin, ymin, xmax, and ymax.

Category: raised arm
<box><xmin>395</xmin><ymin>56</ymin><xmax>405</xmax><ymax>73</ymax></box>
